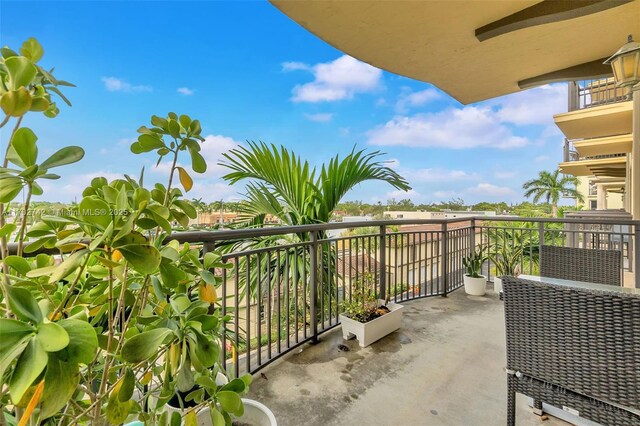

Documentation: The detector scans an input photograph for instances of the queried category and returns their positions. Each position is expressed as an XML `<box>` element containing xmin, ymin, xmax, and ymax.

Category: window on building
<box><xmin>590</xmin><ymin>200</ymin><xmax>598</xmax><ymax>210</ymax></box>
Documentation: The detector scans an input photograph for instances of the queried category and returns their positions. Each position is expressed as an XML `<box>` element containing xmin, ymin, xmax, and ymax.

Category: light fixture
<box><xmin>604</xmin><ymin>34</ymin><xmax>640</xmax><ymax>89</ymax></box>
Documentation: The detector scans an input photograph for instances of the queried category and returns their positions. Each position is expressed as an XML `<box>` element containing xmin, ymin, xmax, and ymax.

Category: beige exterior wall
<box><xmin>576</xmin><ymin>176</ymin><xmax>624</xmax><ymax>211</ymax></box>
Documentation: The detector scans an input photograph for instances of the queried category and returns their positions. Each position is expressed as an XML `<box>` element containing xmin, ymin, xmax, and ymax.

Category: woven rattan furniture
<box><xmin>540</xmin><ymin>245</ymin><xmax>622</xmax><ymax>286</ymax></box>
<box><xmin>503</xmin><ymin>276</ymin><xmax>640</xmax><ymax>425</ymax></box>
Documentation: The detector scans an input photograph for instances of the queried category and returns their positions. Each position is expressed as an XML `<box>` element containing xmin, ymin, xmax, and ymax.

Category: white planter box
<box><xmin>339</xmin><ymin>300</ymin><xmax>403</xmax><ymax>347</ymax></box>
<box><xmin>494</xmin><ymin>276</ymin><xmax>503</xmax><ymax>294</ymax></box>
<box><xmin>463</xmin><ymin>275</ymin><xmax>487</xmax><ymax>296</ymax></box>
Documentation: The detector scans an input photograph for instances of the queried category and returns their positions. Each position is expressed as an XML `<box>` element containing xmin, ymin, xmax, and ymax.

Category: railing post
<box><xmin>309</xmin><ymin>230</ymin><xmax>319</xmax><ymax>343</ymax></box>
<box><xmin>441</xmin><ymin>222</ymin><xmax>448</xmax><ymax>297</ymax></box>
<box><xmin>635</xmin><ymin>224</ymin><xmax>640</xmax><ymax>289</ymax></box>
<box><xmin>379</xmin><ymin>225</ymin><xmax>387</xmax><ymax>301</ymax></box>
<box><xmin>538</xmin><ymin>221</ymin><xmax>545</xmax><ymax>267</ymax></box>
<box><xmin>568</xmin><ymin>81</ymin><xmax>579</xmax><ymax>111</ymax></box>
<box><xmin>469</xmin><ymin>218</ymin><xmax>476</xmax><ymax>252</ymax></box>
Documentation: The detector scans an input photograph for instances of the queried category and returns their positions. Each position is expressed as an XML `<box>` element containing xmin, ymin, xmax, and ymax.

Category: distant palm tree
<box><xmin>190</xmin><ymin>197</ymin><xmax>208</xmax><ymax>225</ymax></box>
<box><xmin>522</xmin><ymin>170</ymin><xmax>583</xmax><ymax>218</ymax></box>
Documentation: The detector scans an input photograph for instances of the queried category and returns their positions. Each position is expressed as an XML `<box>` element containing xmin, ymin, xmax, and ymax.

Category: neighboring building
<box><xmin>383</xmin><ymin>210</ymin><xmax>497</xmax><ymax>220</ymax></box>
<box><xmin>556</xmin><ymin>78</ymin><xmax>636</xmax><ymax>217</ymax></box>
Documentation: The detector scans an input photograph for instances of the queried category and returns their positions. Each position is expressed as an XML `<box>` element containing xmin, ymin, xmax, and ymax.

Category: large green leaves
<box><xmin>5</xmin><ymin>285</ymin><xmax>42</xmax><ymax>323</ymax></box>
<box><xmin>40</xmin><ymin>146</ymin><xmax>85</xmax><ymax>169</ymax></box>
<box><xmin>54</xmin><ymin>319</ymin><xmax>98</xmax><ymax>364</ymax></box>
<box><xmin>118</xmin><ymin>243</ymin><xmax>161</xmax><ymax>274</ymax></box>
<box><xmin>9</xmin><ymin>338</ymin><xmax>48</xmax><ymax>403</ymax></box>
<box><xmin>0</xmin><ymin>319</ymin><xmax>35</xmax><ymax>380</ymax></box>
<box><xmin>121</xmin><ymin>328</ymin><xmax>173</xmax><ymax>363</ymax></box>
<box><xmin>4</xmin><ymin>55</ymin><xmax>37</xmax><ymax>89</ymax></box>
<box><xmin>36</xmin><ymin>322</ymin><xmax>70</xmax><ymax>352</ymax></box>
<box><xmin>40</xmin><ymin>357</ymin><xmax>80</xmax><ymax>419</ymax></box>
<box><xmin>19</xmin><ymin>38</ymin><xmax>44</xmax><ymax>63</ymax></box>
<box><xmin>7</xmin><ymin>127</ymin><xmax>38</xmax><ymax>168</ymax></box>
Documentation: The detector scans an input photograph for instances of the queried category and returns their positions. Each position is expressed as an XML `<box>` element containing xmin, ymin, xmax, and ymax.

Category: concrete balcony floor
<box><xmin>246</xmin><ymin>287</ymin><xmax>569</xmax><ymax>426</ymax></box>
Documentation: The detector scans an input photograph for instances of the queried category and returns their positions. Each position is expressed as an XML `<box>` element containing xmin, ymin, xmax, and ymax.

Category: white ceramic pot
<box><xmin>235</xmin><ymin>398</ymin><xmax>278</xmax><ymax>426</ymax></box>
<box><xmin>493</xmin><ymin>276</ymin><xmax>503</xmax><ymax>294</ymax></box>
<box><xmin>339</xmin><ymin>300</ymin><xmax>403</xmax><ymax>347</ymax></box>
<box><xmin>463</xmin><ymin>275</ymin><xmax>487</xmax><ymax>296</ymax></box>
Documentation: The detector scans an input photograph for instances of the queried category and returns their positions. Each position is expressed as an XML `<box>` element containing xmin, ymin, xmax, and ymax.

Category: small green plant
<box><xmin>490</xmin><ymin>246</ymin><xmax>523</xmax><ymax>277</ymax></box>
<box><xmin>343</xmin><ymin>273</ymin><xmax>388</xmax><ymax>323</ymax></box>
<box><xmin>463</xmin><ymin>249</ymin><xmax>487</xmax><ymax>278</ymax></box>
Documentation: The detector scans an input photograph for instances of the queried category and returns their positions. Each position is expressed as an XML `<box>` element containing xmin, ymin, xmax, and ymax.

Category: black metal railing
<box><xmin>170</xmin><ymin>217</ymin><xmax>640</xmax><ymax>376</ymax></box>
<box><xmin>7</xmin><ymin>216</ymin><xmax>640</xmax><ymax>376</ymax></box>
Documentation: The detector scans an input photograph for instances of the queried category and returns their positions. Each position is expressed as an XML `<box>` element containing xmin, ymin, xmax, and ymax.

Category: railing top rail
<box><xmin>167</xmin><ymin>216</ymin><xmax>639</xmax><ymax>243</ymax></box>
<box><xmin>7</xmin><ymin>216</ymin><xmax>639</xmax><ymax>255</ymax></box>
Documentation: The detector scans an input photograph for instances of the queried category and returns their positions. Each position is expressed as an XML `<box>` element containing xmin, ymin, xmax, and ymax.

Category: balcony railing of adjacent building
<box><xmin>568</xmin><ymin>78</ymin><xmax>632</xmax><ymax>111</ymax></box>
<box><xmin>10</xmin><ymin>216</ymin><xmax>640</xmax><ymax>377</ymax></box>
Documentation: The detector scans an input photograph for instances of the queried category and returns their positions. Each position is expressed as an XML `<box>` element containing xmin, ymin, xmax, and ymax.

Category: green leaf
<box><xmin>40</xmin><ymin>146</ymin><xmax>85</xmax><ymax>170</ymax></box>
<box><xmin>209</xmin><ymin>407</ymin><xmax>226</xmax><ymax>426</ymax></box>
<box><xmin>54</xmin><ymin>319</ymin><xmax>98</xmax><ymax>364</ymax></box>
<box><xmin>200</xmin><ymin>270</ymin><xmax>216</xmax><ymax>285</ymax></box>
<box><xmin>173</xmin><ymin>200</ymin><xmax>197</xmax><ymax>219</ymax></box>
<box><xmin>0</xmin><ymin>177</ymin><xmax>24</xmax><ymax>203</ymax></box>
<box><xmin>192</xmin><ymin>330</ymin><xmax>218</xmax><ymax>368</ymax></box>
<box><xmin>20</xmin><ymin>38</ymin><xmax>44</xmax><ymax>63</ymax></box>
<box><xmin>40</xmin><ymin>357</ymin><xmax>80</xmax><ymax>419</ymax></box>
<box><xmin>159</xmin><ymin>261</ymin><xmax>187</xmax><ymax>288</ymax></box>
<box><xmin>0</xmin><ymin>322</ymin><xmax>33</xmax><ymax>381</ymax></box>
<box><xmin>121</xmin><ymin>328</ymin><xmax>173</xmax><ymax>363</ymax></box>
<box><xmin>137</xmin><ymin>134</ymin><xmax>165</xmax><ymax>152</ymax></box>
<box><xmin>4</xmin><ymin>255</ymin><xmax>30</xmax><ymax>275</ymax></box>
<box><xmin>7</xmin><ymin>127</ymin><xmax>38</xmax><ymax>168</ymax></box>
<box><xmin>217</xmin><ymin>391</ymin><xmax>242</xmax><ymax>415</ymax></box>
<box><xmin>6</xmin><ymin>286</ymin><xmax>42</xmax><ymax>323</ymax></box>
<box><xmin>0</xmin><ymin>223</ymin><xmax>16</xmax><ymax>239</ymax></box>
<box><xmin>118</xmin><ymin>367</ymin><xmax>135</xmax><ymax>402</ymax></box>
<box><xmin>119</xmin><ymin>244</ymin><xmax>161</xmax><ymax>274</ymax></box>
<box><xmin>1</xmin><ymin>88</ymin><xmax>32</xmax><ymax>117</ymax></box>
<box><xmin>5</xmin><ymin>56</ymin><xmax>37</xmax><ymax>89</ymax></box>
<box><xmin>9</xmin><ymin>338</ymin><xmax>48</xmax><ymax>403</ymax></box>
<box><xmin>190</xmin><ymin>150</ymin><xmax>207</xmax><ymax>173</ymax></box>
<box><xmin>177</xmin><ymin>166</ymin><xmax>193</xmax><ymax>192</ymax></box>
<box><xmin>78</xmin><ymin>196</ymin><xmax>111</xmax><ymax>229</ymax></box>
<box><xmin>167</xmin><ymin>119</ymin><xmax>181</xmax><ymax>138</ymax></box>
<box><xmin>220</xmin><ymin>378</ymin><xmax>247</xmax><ymax>394</ymax></box>
<box><xmin>48</xmin><ymin>249</ymin><xmax>88</xmax><ymax>284</ymax></box>
<box><xmin>36</xmin><ymin>322</ymin><xmax>70</xmax><ymax>352</ymax></box>
<box><xmin>106</xmin><ymin>390</ymin><xmax>133</xmax><ymax>425</ymax></box>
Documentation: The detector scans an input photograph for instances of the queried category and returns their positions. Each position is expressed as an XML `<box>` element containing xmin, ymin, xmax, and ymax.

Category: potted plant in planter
<box><xmin>0</xmin><ymin>38</ymin><xmax>272</xmax><ymax>426</ymax></box>
<box><xmin>339</xmin><ymin>273</ymin><xmax>403</xmax><ymax>347</ymax></box>
<box><xmin>490</xmin><ymin>246</ymin><xmax>522</xmax><ymax>296</ymax></box>
<box><xmin>462</xmin><ymin>249</ymin><xmax>488</xmax><ymax>296</ymax></box>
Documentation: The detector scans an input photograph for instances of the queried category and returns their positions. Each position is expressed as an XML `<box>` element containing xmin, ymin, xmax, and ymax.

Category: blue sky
<box><xmin>2</xmin><ymin>1</ymin><xmax>568</xmax><ymax>205</ymax></box>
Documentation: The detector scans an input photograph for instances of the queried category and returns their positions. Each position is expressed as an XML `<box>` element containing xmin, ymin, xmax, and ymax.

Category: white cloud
<box><xmin>386</xmin><ymin>188</ymin><xmax>419</xmax><ymax>200</ymax></box>
<box><xmin>304</xmin><ymin>113</ymin><xmax>334</xmax><ymax>122</ymax></box>
<box><xmin>494</xmin><ymin>84</ymin><xmax>565</xmax><ymax>126</ymax></box>
<box><xmin>396</xmin><ymin>88</ymin><xmax>441</xmax><ymax>112</ymax></box>
<box><xmin>367</xmin><ymin>106</ymin><xmax>527</xmax><ymax>149</ymax></box>
<box><xmin>177</xmin><ymin>87</ymin><xmax>195</xmax><ymax>96</ymax></box>
<box><xmin>282</xmin><ymin>61</ymin><xmax>310</xmax><ymax>72</ymax></box>
<box><xmin>493</xmin><ymin>171</ymin><xmax>518</xmax><ymax>179</ymax></box>
<box><xmin>290</xmin><ymin>55</ymin><xmax>383</xmax><ymax>102</ymax></box>
<box><xmin>101</xmin><ymin>77</ymin><xmax>152</xmax><ymax>93</ymax></box>
<box><xmin>535</xmin><ymin>155</ymin><xmax>550</xmax><ymax>163</ymax></box>
<box><xmin>433</xmin><ymin>190</ymin><xmax>460</xmax><ymax>199</ymax></box>
<box><xmin>467</xmin><ymin>183</ymin><xmax>516</xmax><ymax>197</ymax></box>
<box><xmin>405</xmin><ymin>168</ymin><xmax>478</xmax><ymax>182</ymax></box>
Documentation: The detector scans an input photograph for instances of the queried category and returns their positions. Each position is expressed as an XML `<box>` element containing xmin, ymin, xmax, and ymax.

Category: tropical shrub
<box><xmin>462</xmin><ymin>249</ymin><xmax>486</xmax><ymax>278</ymax></box>
<box><xmin>1</xmin><ymin>38</ymin><xmax>249</xmax><ymax>426</ymax></box>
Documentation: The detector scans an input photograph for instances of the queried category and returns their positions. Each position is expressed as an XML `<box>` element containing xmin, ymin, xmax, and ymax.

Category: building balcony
<box><xmin>554</xmin><ymin>100</ymin><xmax>632</xmax><ymax>140</ymax></box>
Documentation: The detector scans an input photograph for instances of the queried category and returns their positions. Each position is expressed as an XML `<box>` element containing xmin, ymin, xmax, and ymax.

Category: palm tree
<box><xmin>522</xmin><ymin>170</ymin><xmax>584</xmax><ymax>218</ymax></box>
<box><xmin>190</xmin><ymin>197</ymin><xmax>208</xmax><ymax>225</ymax></box>
<box><xmin>218</xmin><ymin>142</ymin><xmax>411</xmax><ymax>321</ymax></box>
<box><xmin>220</xmin><ymin>141</ymin><xmax>410</xmax><ymax>232</ymax></box>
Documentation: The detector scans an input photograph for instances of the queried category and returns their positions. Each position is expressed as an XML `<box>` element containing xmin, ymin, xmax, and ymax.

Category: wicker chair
<box><xmin>540</xmin><ymin>245</ymin><xmax>622</xmax><ymax>286</ymax></box>
<box><xmin>503</xmin><ymin>277</ymin><xmax>640</xmax><ymax>425</ymax></box>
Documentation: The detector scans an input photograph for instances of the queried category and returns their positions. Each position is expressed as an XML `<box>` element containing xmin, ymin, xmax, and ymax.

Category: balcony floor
<box><xmin>246</xmin><ymin>287</ymin><xmax>570</xmax><ymax>425</ymax></box>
